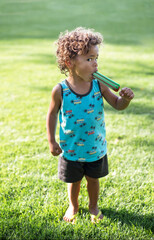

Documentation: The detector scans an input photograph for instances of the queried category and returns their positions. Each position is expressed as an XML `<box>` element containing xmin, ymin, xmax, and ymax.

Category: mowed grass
<box><xmin>0</xmin><ymin>0</ymin><xmax>154</xmax><ymax>239</ymax></box>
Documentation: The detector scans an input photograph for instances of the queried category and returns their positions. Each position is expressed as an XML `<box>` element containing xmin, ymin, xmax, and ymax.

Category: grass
<box><xmin>0</xmin><ymin>0</ymin><xmax>154</xmax><ymax>239</ymax></box>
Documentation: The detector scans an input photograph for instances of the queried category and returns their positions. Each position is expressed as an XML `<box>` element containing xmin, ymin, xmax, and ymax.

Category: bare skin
<box><xmin>63</xmin><ymin>177</ymin><xmax>103</xmax><ymax>223</ymax></box>
<box><xmin>46</xmin><ymin>45</ymin><xmax>134</xmax><ymax>223</ymax></box>
<box><xmin>63</xmin><ymin>181</ymin><xmax>81</xmax><ymax>223</ymax></box>
<box><xmin>86</xmin><ymin>176</ymin><xmax>103</xmax><ymax>221</ymax></box>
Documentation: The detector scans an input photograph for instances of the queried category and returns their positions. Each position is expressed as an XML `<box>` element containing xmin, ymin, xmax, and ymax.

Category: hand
<box><xmin>119</xmin><ymin>87</ymin><xmax>134</xmax><ymax>102</ymax></box>
<box><xmin>49</xmin><ymin>141</ymin><xmax>62</xmax><ymax>156</ymax></box>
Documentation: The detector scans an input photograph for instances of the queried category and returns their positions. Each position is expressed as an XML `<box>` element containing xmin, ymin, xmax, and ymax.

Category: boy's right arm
<box><xmin>46</xmin><ymin>84</ymin><xmax>62</xmax><ymax>156</ymax></box>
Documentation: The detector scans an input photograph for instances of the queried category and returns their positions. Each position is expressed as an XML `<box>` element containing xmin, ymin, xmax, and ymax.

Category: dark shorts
<box><xmin>58</xmin><ymin>154</ymin><xmax>109</xmax><ymax>183</ymax></box>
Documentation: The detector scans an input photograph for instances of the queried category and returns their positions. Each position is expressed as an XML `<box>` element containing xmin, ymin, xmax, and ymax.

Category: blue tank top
<box><xmin>59</xmin><ymin>79</ymin><xmax>107</xmax><ymax>162</ymax></box>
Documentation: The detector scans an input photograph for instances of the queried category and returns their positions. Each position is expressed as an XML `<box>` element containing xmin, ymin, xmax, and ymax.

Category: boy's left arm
<box><xmin>100</xmin><ymin>83</ymin><xmax>134</xmax><ymax>110</ymax></box>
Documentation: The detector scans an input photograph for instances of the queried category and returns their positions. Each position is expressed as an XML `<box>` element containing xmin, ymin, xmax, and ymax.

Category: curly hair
<box><xmin>56</xmin><ymin>27</ymin><xmax>103</xmax><ymax>75</ymax></box>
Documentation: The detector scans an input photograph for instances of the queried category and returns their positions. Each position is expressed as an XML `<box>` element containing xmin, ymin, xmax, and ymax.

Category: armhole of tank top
<box><xmin>97</xmin><ymin>80</ymin><xmax>103</xmax><ymax>96</ymax></box>
<box><xmin>58</xmin><ymin>83</ymin><xmax>63</xmax><ymax>99</ymax></box>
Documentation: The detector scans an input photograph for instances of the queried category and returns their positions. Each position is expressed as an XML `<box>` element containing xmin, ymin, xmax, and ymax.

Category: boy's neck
<box><xmin>67</xmin><ymin>76</ymin><xmax>92</xmax><ymax>95</ymax></box>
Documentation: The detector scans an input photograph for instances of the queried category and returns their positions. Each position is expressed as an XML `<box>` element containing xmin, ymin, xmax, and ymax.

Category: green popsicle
<box><xmin>93</xmin><ymin>71</ymin><xmax>120</xmax><ymax>92</ymax></box>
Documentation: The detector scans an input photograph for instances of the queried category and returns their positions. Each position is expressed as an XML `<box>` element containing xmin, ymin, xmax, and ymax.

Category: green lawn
<box><xmin>0</xmin><ymin>0</ymin><xmax>154</xmax><ymax>239</ymax></box>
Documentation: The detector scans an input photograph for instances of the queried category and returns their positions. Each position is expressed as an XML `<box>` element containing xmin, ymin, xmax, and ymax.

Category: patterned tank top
<box><xmin>59</xmin><ymin>79</ymin><xmax>107</xmax><ymax>162</ymax></box>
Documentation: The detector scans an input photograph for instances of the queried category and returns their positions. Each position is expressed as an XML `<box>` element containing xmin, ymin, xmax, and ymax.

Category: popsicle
<box><xmin>93</xmin><ymin>71</ymin><xmax>120</xmax><ymax>92</ymax></box>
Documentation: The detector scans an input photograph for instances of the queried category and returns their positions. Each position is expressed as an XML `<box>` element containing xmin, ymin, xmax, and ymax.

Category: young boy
<box><xmin>46</xmin><ymin>27</ymin><xmax>134</xmax><ymax>223</ymax></box>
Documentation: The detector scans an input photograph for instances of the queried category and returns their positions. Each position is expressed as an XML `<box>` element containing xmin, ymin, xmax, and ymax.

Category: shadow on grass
<box><xmin>103</xmin><ymin>86</ymin><xmax>154</xmax><ymax>119</ymax></box>
<box><xmin>79</xmin><ymin>207</ymin><xmax>153</xmax><ymax>232</ymax></box>
<box><xmin>105</xmin><ymin>101</ymin><xmax>154</xmax><ymax>119</ymax></box>
<box><xmin>0</xmin><ymin>34</ymin><xmax>142</xmax><ymax>46</ymax></box>
<box><xmin>102</xmin><ymin>207</ymin><xmax>154</xmax><ymax>233</ymax></box>
<box><xmin>1</xmin><ymin>207</ymin><xmax>153</xmax><ymax>240</ymax></box>
<box><xmin>128</xmin><ymin>87</ymin><xmax>154</xmax><ymax>98</ymax></box>
<box><xmin>109</xmin><ymin>60</ymin><xmax>154</xmax><ymax>77</ymax></box>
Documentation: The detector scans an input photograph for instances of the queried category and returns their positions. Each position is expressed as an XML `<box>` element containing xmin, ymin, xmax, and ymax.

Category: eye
<box><xmin>87</xmin><ymin>58</ymin><xmax>92</xmax><ymax>62</ymax></box>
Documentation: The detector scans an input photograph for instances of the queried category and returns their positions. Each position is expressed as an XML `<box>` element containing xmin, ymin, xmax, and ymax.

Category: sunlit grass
<box><xmin>0</xmin><ymin>38</ymin><xmax>153</xmax><ymax>240</ymax></box>
<box><xmin>0</xmin><ymin>0</ymin><xmax>154</xmax><ymax>239</ymax></box>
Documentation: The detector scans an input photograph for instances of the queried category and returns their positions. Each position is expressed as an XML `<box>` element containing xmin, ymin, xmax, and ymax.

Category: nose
<box><xmin>94</xmin><ymin>59</ymin><xmax>98</xmax><ymax>68</ymax></box>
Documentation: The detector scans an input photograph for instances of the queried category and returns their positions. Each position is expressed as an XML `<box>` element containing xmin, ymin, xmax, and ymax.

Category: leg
<box><xmin>63</xmin><ymin>180</ymin><xmax>81</xmax><ymax>222</ymax></box>
<box><xmin>85</xmin><ymin>176</ymin><xmax>103</xmax><ymax>221</ymax></box>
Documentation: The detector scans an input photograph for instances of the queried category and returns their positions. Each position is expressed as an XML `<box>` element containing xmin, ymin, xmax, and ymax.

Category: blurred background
<box><xmin>0</xmin><ymin>0</ymin><xmax>153</xmax><ymax>44</ymax></box>
<box><xmin>0</xmin><ymin>1</ymin><xmax>154</xmax><ymax>239</ymax></box>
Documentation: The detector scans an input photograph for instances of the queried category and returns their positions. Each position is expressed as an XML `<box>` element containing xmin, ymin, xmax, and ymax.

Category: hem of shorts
<box><xmin>58</xmin><ymin>172</ymin><xmax>109</xmax><ymax>183</ymax></box>
<box><xmin>58</xmin><ymin>176</ymin><xmax>83</xmax><ymax>183</ymax></box>
<box><xmin>62</xmin><ymin>153</ymin><xmax>107</xmax><ymax>162</ymax></box>
<box><xmin>85</xmin><ymin>171</ymin><xmax>109</xmax><ymax>179</ymax></box>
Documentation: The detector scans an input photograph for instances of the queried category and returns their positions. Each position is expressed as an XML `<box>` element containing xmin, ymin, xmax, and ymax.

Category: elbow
<box><xmin>115</xmin><ymin>97</ymin><xmax>130</xmax><ymax>111</ymax></box>
<box><xmin>116</xmin><ymin>106</ymin><xmax>127</xmax><ymax>111</ymax></box>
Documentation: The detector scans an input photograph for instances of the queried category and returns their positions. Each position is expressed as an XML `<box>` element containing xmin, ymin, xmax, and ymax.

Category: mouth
<box><xmin>91</xmin><ymin>73</ymin><xmax>94</xmax><ymax>80</ymax></box>
<box><xmin>92</xmin><ymin>70</ymin><xmax>97</xmax><ymax>79</ymax></box>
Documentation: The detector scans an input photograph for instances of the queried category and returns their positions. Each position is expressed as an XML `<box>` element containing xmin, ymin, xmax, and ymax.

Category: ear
<box><xmin>65</xmin><ymin>60</ymin><xmax>74</xmax><ymax>69</ymax></box>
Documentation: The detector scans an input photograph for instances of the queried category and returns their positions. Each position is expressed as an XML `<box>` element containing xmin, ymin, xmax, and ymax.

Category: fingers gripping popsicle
<box><xmin>93</xmin><ymin>71</ymin><xmax>120</xmax><ymax>92</ymax></box>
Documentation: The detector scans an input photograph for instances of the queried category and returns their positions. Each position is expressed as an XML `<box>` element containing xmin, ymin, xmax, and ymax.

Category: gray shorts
<box><xmin>58</xmin><ymin>154</ymin><xmax>109</xmax><ymax>183</ymax></box>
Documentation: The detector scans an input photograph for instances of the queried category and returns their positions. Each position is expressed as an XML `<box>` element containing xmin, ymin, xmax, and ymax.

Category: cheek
<box><xmin>75</xmin><ymin>60</ymin><xmax>92</xmax><ymax>75</ymax></box>
<box><xmin>81</xmin><ymin>62</ymin><xmax>91</xmax><ymax>70</ymax></box>
<box><xmin>76</xmin><ymin>63</ymin><xmax>86</xmax><ymax>73</ymax></box>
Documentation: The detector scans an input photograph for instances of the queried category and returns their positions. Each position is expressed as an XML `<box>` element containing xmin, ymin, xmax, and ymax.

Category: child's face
<box><xmin>71</xmin><ymin>45</ymin><xmax>99</xmax><ymax>82</ymax></box>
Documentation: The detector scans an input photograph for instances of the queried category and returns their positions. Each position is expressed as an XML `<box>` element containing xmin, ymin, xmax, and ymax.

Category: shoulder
<box><xmin>51</xmin><ymin>84</ymin><xmax>62</xmax><ymax>102</ymax></box>
<box><xmin>52</xmin><ymin>83</ymin><xmax>62</xmax><ymax>94</ymax></box>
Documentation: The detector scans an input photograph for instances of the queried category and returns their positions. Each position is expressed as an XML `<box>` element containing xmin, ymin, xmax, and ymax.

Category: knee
<box><xmin>85</xmin><ymin>176</ymin><xmax>99</xmax><ymax>184</ymax></box>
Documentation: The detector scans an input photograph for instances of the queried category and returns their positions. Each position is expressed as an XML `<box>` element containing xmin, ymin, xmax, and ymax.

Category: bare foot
<box><xmin>89</xmin><ymin>207</ymin><xmax>103</xmax><ymax>223</ymax></box>
<box><xmin>63</xmin><ymin>206</ymin><xmax>78</xmax><ymax>223</ymax></box>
